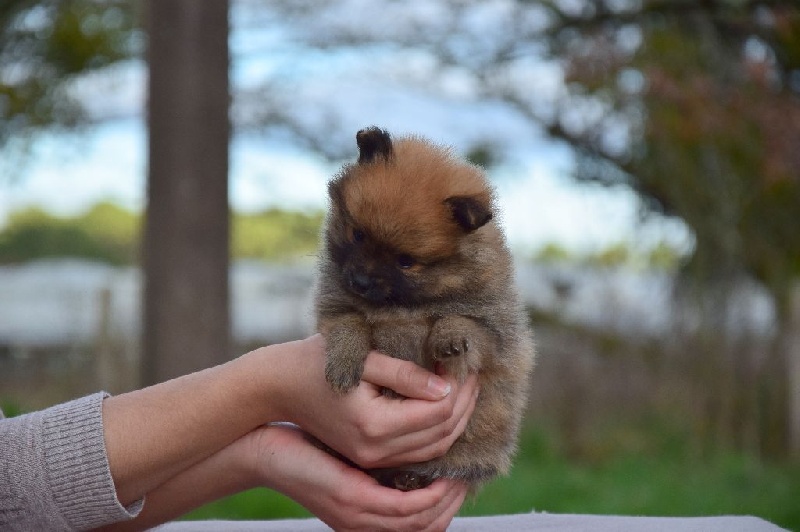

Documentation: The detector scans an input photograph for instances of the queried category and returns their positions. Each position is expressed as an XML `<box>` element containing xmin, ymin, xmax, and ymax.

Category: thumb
<box><xmin>361</xmin><ymin>351</ymin><xmax>452</xmax><ymax>400</ymax></box>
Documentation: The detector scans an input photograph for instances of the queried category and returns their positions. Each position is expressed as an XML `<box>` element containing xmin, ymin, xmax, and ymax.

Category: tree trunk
<box><xmin>143</xmin><ymin>0</ymin><xmax>230</xmax><ymax>385</ymax></box>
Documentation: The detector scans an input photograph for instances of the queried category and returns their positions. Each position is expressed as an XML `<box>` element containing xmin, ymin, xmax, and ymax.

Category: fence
<box><xmin>2</xmin><ymin>258</ymin><xmax>795</xmax><ymax>457</ymax></box>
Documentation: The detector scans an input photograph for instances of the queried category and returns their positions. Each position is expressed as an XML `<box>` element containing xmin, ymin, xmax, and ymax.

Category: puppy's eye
<box><xmin>397</xmin><ymin>254</ymin><xmax>415</xmax><ymax>269</ymax></box>
<box><xmin>352</xmin><ymin>228</ymin><xmax>366</xmax><ymax>243</ymax></box>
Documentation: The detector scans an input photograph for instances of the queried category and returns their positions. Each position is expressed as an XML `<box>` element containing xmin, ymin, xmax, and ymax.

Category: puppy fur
<box><xmin>314</xmin><ymin>127</ymin><xmax>535</xmax><ymax>491</ymax></box>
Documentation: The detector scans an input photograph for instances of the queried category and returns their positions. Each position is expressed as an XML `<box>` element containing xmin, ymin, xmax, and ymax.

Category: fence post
<box><xmin>95</xmin><ymin>287</ymin><xmax>117</xmax><ymax>393</ymax></box>
<box><xmin>789</xmin><ymin>282</ymin><xmax>800</xmax><ymax>458</ymax></box>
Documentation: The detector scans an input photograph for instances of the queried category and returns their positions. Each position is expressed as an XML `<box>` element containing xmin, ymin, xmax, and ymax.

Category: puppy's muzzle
<box><xmin>347</xmin><ymin>271</ymin><xmax>390</xmax><ymax>303</ymax></box>
<box><xmin>349</xmin><ymin>272</ymin><xmax>372</xmax><ymax>295</ymax></box>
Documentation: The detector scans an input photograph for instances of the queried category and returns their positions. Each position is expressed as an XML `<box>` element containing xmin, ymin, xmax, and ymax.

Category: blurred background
<box><xmin>1</xmin><ymin>0</ymin><xmax>799</xmax><ymax>527</ymax></box>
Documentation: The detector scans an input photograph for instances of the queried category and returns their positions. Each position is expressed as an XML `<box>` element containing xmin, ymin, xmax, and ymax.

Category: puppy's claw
<box><xmin>324</xmin><ymin>359</ymin><xmax>363</xmax><ymax>393</ymax></box>
<box><xmin>393</xmin><ymin>471</ymin><xmax>434</xmax><ymax>491</ymax></box>
<box><xmin>435</xmin><ymin>337</ymin><xmax>470</xmax><ymax>359</ymax></box>
<box><xmin>372</xmin><ymin>469</ymin><xmax>435</xmax><ymax>491</ymax></box>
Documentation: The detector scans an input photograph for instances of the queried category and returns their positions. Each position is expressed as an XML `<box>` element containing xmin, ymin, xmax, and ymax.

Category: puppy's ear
<box><xmin>356</xmin><ymin>127</ymin><xmax>393</xmax><ymax>164</ymax></box>
<box><xmin>445</xmin><ymin>195</ymin><xmax>493</xmax><ymax>232</ymax></box>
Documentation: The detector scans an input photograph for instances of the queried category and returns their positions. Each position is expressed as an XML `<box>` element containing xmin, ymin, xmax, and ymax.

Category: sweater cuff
<box><xmin>43</xmin><ymin>392</ymin><xmax>143</xmax><ymax>530</ymax></box>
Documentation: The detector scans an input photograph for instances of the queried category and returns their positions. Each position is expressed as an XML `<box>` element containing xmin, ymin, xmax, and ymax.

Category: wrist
<box><xmin>237</xmin><ymin>423</ymin><xmax>307</xmax><ymax>492</ymax></box>
<box><xmin>236</xmin><ymin>336</ymin><xmax>315</xmax><ymax>425</ymax></box>
<box><xmin>224</xmin><ymin>430</ymin><xmax>270</xmax><ymax>492</ymax></box>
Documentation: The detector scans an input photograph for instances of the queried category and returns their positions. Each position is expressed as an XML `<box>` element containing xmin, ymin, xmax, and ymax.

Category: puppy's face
<box><xmin>325</xmin><ymin>128</ymin><xmax>494</xmax><ymax>306</ymax></box>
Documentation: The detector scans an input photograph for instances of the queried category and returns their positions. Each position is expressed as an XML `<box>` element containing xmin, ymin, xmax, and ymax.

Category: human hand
<box><xmin>243</xmin><ymin>423</ymin><xmax>469</xmax><ymax>532</ymax></box>
<box><xmin>273</xmin><ymin>334</ymin><xmax>479</xmax><ymax>469</ymax></box>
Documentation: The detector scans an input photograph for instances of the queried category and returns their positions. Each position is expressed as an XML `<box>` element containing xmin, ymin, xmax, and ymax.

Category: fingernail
<box><xmin>427</xmin><ymin>376</ymin><xmax>451</xmax><ymax>398</ymax></box>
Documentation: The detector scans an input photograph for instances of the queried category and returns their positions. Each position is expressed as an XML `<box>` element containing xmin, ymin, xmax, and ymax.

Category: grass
<box><xmin>4</xmin><ymin>395</ymin><xmax>796</xmax><ymax>528</ymax></box>
<box><xmin>184</xmin><ymin>423</ymin><xmax>800</xmax><ymax>530</ymax></box>
<box><xmin>464</xmin><ymin>428</ymin><xmax>800</xmax><ymax>527</ymax></box>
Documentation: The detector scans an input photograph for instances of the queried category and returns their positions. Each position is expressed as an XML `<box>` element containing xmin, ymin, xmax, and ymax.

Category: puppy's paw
<box><xmin>432</xmin><ymin>335</ymin><xmax>470</xmax><ymax>359</ymax></box>
<box><xmin>391</xmin><ymin>470</ymin><xmax>435</xmax><ymax>491</ymax></box>
<box><xmin>325</xmin><ymin>355</ymin><xmax>365</xmax><ymax>393</ymax></box>
<box><xmin>370</xmin><ymin>468</ymin><xmax>436</xmax><ymax>491</ymax></box>
<box><xmin>380</xmin><ymin>387</ymin><xmax>404</xmax><ymax>399</ymax></box>
<box><xmin>320</xmin><ymin>316</ymin><xmax>372</xmax><ymax>394</ymax></box>
<box><xmin>426</xmin><ymin>315</ymin><xmax>490</xmax><ymax>379</ymax></box>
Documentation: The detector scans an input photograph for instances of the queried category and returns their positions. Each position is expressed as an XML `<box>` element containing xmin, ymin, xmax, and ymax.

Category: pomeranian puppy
<box><xmin>314</xmin><ymin>127</ymin><xmax>535</xmax><ymax>491</ymax></box>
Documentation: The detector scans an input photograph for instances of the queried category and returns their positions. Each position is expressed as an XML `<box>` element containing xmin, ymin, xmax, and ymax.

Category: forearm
<box><xmin>103</xmin><ymin>343</ymin><xmax>294</xmax><ymax>506</ymax></box>
<box><xmin>95</xmin><ymin>435</ymin><xmax>256</xmax><ymax>532</ymax></box>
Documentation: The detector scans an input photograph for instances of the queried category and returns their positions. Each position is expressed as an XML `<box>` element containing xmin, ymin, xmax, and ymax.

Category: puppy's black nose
<box><xmin>349</xmin><ymin>272</ymin><xmax>372</xmax><ymax>294</ymax></box>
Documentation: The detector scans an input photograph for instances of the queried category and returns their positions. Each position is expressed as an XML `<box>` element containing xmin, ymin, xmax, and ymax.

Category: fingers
<box><xmin>350</xmin><ymin>476</ymin><xmax>467</xmax><ymax>531</ymax></box>
<box><xmin>403</xmin><ymin>377</ymin><xmax>478</xmax><ymax>464</ymax></box>
<box><xmin>353</xmin><ymin>474</ymin><xmax>449</xmax><ymax>516</ymax></box>
<box><xmin>258</xmin><ymin>424</ymin><xmax>469</xmax><ymax>532</ymax></box>
<box><xmin>424</xmin><ymin>480</ymin><xmax>469</xmax><ymax>532</ymax></box>
<box><xmin>362</xmin><ymin>351</ymin><xmax>452</xmax><ymax>400</ymax></box>
<box><xmin>364</xmin><ymin>374</ymin><xmax>479</xmax><ymax>468</ymax></box>
<box><xmin>376</xmin><ymin>371</ymin><xmax>473</xmax><ymax>433</ymax></box>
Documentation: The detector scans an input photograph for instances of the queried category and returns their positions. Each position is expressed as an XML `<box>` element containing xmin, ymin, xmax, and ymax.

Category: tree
<box><xmin>257</xmin><ymin>0</ymin><xmax>800</xmax><ymax>455</ymax></box>
<box><xmin>142</xmin><ymin>0</ymin><xmax>231</xmax><ymax>385</ymax></box>
<box><xmin>541</xmin><ymin>0</ymin><xmax>800</xmax><ymax>456</ymax></box>
<box><xmin>2</xmin><ymin>1</ymin><xmax>233</xmax><ymax>386</ymax></box>
<box><xmin>259</xmin><ymin>0</ymin><xmax>799</xmax><ymax>292</ymax></box>
<box><xmin>545</xmin><ymin>1</ymin><xmax>800</xmax><ymax>294</ymax></box>
<box><xmin>0</xmin><ymin>0</ymin><xmax>135</xmax><ymax>166</ymax></box>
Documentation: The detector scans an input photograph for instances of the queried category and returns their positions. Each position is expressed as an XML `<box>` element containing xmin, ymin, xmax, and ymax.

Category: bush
<box><xmin>0</xmin><ymin>203</ymin><xmax>138</xmax><ymax>264</ymax></box>
<box><xmin>0</xmin><ymin>202</ymin><xmax>324</xmax><ymax>264</ymax></box>
<box><xmin>232</xmin><ymin>208</ymin><xmax>323</xmax><ymax>262</ymax></box>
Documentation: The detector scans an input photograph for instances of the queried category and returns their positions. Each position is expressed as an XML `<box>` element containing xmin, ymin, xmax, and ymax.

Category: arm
<box><xmin>1</xmin><ymin>335</ymin><xmax>475</xmax><ymax>530</ymax></box>
<box><xmin>103</xmin><ymin>334</ymin><xmax>476</xmax><ymax>506</ymax></box>
<box><xmin>0</xmin><ymin>393</ymin><xmax>143</xmax><ymax>531</ymax></box>
<box><xmin>97</xmin><ymin>424</ymin><xmax>469</xmax><ymax>532</ymax></box>
<box><xmin>101</xmin><ymin>334</ymin><xmax>476</xmax><ymax>528</ymax></box>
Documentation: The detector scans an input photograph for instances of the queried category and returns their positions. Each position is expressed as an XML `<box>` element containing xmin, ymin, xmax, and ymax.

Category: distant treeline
<box><xmin>0</xmin><ymin>202</ymin><xmax>324</xmax><ymax>264</ymax></box>
<box><xmin>0</xmin><ymin>202</ymin><xmax>685</xmax><ymax>268</ymax></box>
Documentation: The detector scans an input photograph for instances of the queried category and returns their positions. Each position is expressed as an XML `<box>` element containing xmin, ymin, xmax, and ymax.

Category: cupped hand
<box><xmin>276</xmin><ymin>334</ymin><xmax>479</xmax><ymax>469</ymax></box>
<box><xmin>244</xmin><ymin>423</ymin><xmax>469</xmax><ymax>532</ymax></box>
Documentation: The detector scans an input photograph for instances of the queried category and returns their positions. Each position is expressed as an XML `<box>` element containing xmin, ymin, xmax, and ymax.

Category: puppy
<box><xmin>314</xmin><ymin>127</ymin><xmax>535</xmax><ymax>491</ymax></box>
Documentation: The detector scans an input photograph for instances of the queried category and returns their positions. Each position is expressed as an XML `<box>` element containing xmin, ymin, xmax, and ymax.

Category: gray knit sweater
<box><xmin>0</xmin><ymin>392</ymin><xmax>143</xmax><ymax>531</ymax></box>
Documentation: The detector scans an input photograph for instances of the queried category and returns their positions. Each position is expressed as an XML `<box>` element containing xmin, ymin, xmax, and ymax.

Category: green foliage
<box><xmin>0</xmin><ymin>202</ymin><xmax>323</xmax><ymax>264</ymax></box>
<box><xmin>532</xmin><ymin>240</ymin><xmax>684</xmax><ymax>270</ymax></box>
<box><xmin>0</xmin><ymin>0</ymin><xmax>137</xmax><ymax>148</ymax></box>
<box><xmin>587</xmin><ymin>242</ymin><xmax>631</xmax><ymax>268</ymax></box>
<box><xmin>0</xmin><ymin>203</ymin><xmax>139</xmax><ymax>264</ymax></box>
<box><xmin>557</xmin><ymin>2</ymin><xmax>800</xmax><ymax>295</ymax></box>
<box><xmin>471</xmin><ymin>432</ymin><xmax>800</xmax><ymax>528</ymax></box>
<box><xmin>185</xmin><ymin>488</ymin><xmax>312</xmax><ymax>521</ymax></box>
<box><xmin>465</xmin><ymin>144</ymin><xmax>498</xmax><ymax>169</ymax></box>
<box><xmin>0</xmin><ymin>398</ymin><xmax>23</xmax><ymax>418</ymax></box>
<box><xmin>232</xmin><ymin>208</ymin><xmax>323</xmax><ymax>262</ymax></box>
<box><xmin>533</xmin><ymin>242</ymin><xmax>573</xmax><ymax>264</ymax></box>
<box><xmin>646</xmin><ymin>240</ymin><xmax>685</xmax><ymax>271</ymax></box>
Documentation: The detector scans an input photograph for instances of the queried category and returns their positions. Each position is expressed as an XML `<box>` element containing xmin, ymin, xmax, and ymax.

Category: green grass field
<box><xmin>186</xmin><ymin>423</ymin><xmax>800</xmax><ymax>530</ymax></box>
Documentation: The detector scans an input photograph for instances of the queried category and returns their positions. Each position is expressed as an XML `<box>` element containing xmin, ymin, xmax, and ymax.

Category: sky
<box><xmin>0</xmin><ymin>1</ymin><xmax>692</xmax><ymax>257</ymax></box>
<box><xmin>0</xmin><ymin>119</ymin><xmax>687</xmax><ymax>256</ymax></box>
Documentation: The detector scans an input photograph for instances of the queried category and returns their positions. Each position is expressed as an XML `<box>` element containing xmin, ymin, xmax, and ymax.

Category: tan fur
<box><xmin>314</xmin><ymin>127</ymin><xmax>535</xmax><ymax>492</ymax></box>
<box><xmin>343</xmin><ymin>138</ymin><xmax>490</xmax><ymax>260</ymax></box>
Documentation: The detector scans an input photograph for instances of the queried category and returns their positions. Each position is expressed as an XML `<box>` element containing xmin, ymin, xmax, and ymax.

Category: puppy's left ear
<box><xmin>445</xmin><ymin>195</ymin><xmax>493</xmax><ymax>232</ymax></box>
<box><xmin>356</xmin><ymin>127</ymin><xmax>393</xmax><ymax>164</ymax></box>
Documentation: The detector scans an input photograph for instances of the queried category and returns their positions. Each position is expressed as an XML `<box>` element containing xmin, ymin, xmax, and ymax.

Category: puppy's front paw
<box><xmin>325</xmin><ymin>354</ymin><xmax>365</xmax><ymax>393</ymax></box>
<box><xmin>320</xmin><ymin>316</ymin><xmax>372</xmax><ymax>393</ymax></box>
<box><xmin>432</xmin><ymin>335</ymin><xmax>470</xmax><ymax>359</ymax></box>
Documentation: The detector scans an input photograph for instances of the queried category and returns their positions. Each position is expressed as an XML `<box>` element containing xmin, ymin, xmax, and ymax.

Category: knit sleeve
<box><xmin>0</xmin><ymin>392</ymin><xmax>144</xmax><ymax>531</ymax></box>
